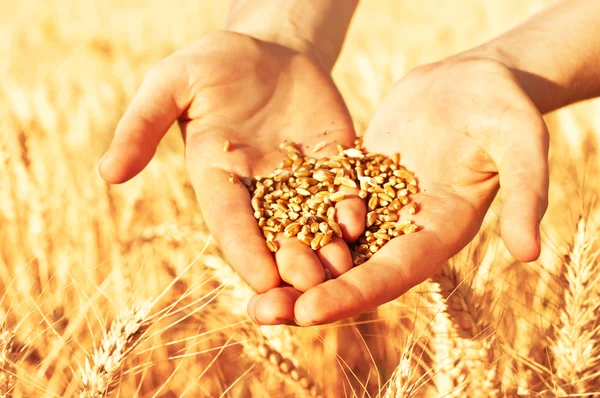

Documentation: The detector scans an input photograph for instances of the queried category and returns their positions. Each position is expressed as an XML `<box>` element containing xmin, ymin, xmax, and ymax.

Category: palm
<box><xmin>179</xmin><ymin>33</ymin><xmax>359</xmax><ymax>295</ymax></box>
<box><xmin>180</xmin><ymin>32</ymin><xmax>355</xmax><ymax>177</ymax></box>
<box><xmin>246</xmin><ymin>58</ymin><xmax>549</xmax><ymax>326</ymax></box>
<box><xmin>101</xmin><ymin>32</ymin><xmax>360</xmax><ymax>299</ymax></box>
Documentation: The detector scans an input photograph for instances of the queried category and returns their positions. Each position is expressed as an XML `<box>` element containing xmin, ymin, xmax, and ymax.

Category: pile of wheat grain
<box><xmin>1</xmin><ymin>0</ymin><xmax>600</xmax><ymax>396</ymax></box>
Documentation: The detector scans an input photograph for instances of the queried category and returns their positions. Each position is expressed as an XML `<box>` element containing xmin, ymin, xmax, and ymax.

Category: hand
<box><xmin>247</xmin><ymin>56</ymin><xmax>549</xmax><ymax>326</ymax></box>
<box><xmin>99</xmin><ymin>32</ymin><xmax>364</xmax><ymax>303</ymax></box>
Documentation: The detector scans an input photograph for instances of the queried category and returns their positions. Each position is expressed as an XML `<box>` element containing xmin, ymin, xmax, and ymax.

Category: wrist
<box><xmin>225</xmin><ymin>1</ymin><xmax>359</xmax><ymax>73</ymax></box>
<box><xmin>225</xmin><ymin>20</ymin><xmax>329</xmax><ymax>70</ymax></box>
<box><xmin>452</xmin><ymin>44</ymin><xmax>574</xmax><ymax>114</ymax></box>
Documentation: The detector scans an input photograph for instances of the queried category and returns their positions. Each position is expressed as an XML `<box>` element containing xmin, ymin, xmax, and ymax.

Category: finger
<box><xmin>274</xmin><ymin>235</ymin><xmax>326</xmax><ymax>292</ymax></box>
<box><xmin>248</xmin><ymin>288</ymin><xmax>301</xmax><ymax>325</ymax></box>
<box><xmin>99</xmin><ymin>59</ymin><xmax>191</xmax><ymax>183</ymax></box>
<box><xmin>315</xmin><ymin>236</ymin><xmax>353</xmax><ymax>278</ymax></box>
<box><xmin>335</xmin><ymin>185</ymin><xmax>366</xmax><ymax>242</ymax></box>
<box><xmin>495</xmin><ymin>125</ymin><xmax>549</xmax><ymax>262</ymax></box>
<box><xmin>193</xmin><ymin>167</ymin><xmax>281</xmax><ymax>293</ymax></box>
<box><xmin>293</xmin><ymin>188</ymin><xmax>481</xmax><ymax>326</ymax></box>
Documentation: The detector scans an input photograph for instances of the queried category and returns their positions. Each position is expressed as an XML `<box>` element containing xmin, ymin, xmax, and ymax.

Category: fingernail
<box><xmin>274</xmin><ymin>318</ymin><xmax>296</xmax><ymax>326</ymax></box>
<box><xmin>294</xmin><ymin>301</ymin><xmax>314</xmax><ymax>327</ymax></box>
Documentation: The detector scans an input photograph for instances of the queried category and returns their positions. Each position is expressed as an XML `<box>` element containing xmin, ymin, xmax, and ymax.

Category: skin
<box><xmin>100</xmin><ymin>0</ymin><xmax>600</xmax><ymax>326</ymax></box>
<box><xmin>248</xmin><ymin>56</ymin><xmax>550</xmax><ymax>325</ymax></box>
<box><xmin>99</xmin><ymin>32</ymin><xmax>364</xmax><ymax>301</ymax></box>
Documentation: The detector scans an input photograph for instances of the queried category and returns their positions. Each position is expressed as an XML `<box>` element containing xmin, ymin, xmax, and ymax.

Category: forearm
<box><xmin>464</xmin><ymin>0</ymin><xmax>600</xmax><ymax>114</ymax></box>
<box><xmin>226</xmin><ymin>0</ymin><xmax>359</xmax><ymax>72</ymax></box>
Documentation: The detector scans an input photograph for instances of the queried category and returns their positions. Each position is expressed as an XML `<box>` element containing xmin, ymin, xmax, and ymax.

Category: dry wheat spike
<box><xmin>550</xmin><ymin>217</ymin><xmax>600</xmax><ymax>395</ymax></box>
<box><xmin>79</xmin><ymin>300</ymin><xmax>153</xmax><ymax>398</ymax></box>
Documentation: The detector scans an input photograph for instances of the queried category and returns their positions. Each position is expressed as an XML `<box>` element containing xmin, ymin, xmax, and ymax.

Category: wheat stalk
<box><xmin>0</xmin><ymin>322</ymin><xmax>15</xmax><ymax>397</ymax></box>
<box><xmin>549</xmin><ymin>217</ymin><xmax>600</xmax><ymax>395</ymax></box>
<box><xmin>79</xmin><ymin>300</ymin><xmax>153</xmax><ymax>398</ymax></box>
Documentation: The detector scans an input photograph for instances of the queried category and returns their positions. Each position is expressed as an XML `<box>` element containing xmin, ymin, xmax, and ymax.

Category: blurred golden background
<box><xmin>1</xmin><ymin>0</ymin><xmax>599</xmax><ymax>396</ymax></box>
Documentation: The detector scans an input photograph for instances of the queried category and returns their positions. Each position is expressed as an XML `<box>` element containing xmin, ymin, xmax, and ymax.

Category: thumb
<box><xmin>496</xmin><ymin>122</ymin><xmax>549</xmax><ymax>262</ymax></box>
<box><xmin>99</xmin><ymin>60</ymin><xmax>191</xmax><ymax>183</ymax></box>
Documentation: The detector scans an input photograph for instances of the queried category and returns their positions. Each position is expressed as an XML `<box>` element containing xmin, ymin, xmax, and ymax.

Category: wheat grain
<box><xmin>243</xmin><ymin>140</ymin><xmax>418</xmax><ymax>264</ymax></box>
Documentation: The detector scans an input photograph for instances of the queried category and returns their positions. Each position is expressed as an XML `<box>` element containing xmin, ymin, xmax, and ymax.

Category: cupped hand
<box><xmin>248</xmin><ymin>56</ymin><xmax>549</xmax><ymax>326</ymax></box>
<box><xmin>99</xmin><ymin>32</ymin><xmax>365</xmax><ymax>302</ymax></box>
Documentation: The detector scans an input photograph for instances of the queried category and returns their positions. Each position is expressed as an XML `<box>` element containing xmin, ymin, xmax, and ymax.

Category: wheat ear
<box><xmin>79</xmin><ymin>300</ymin><xmax>153</xmax><ymax>398</ymax></box>
<box><xmin>550</xmin><ymin>217</ymin><xmax>600</xmax><ymax>395</ymax></box>
<box><xmin>382</xmin><ymin>333</ymin><xmax>419</xmax><ymax>398</ymax></box>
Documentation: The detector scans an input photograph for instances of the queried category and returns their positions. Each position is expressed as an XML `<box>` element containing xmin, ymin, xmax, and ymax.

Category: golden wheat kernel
<box><xmin>313</xmin><ymin>169</ymin><xmax>335</xmax><ymax>183</ymax></box>
<box><xmin>396</xmin><ymin>188</ymin><xmax>408</xmax><ymax>197</ymax></box>
<box><xmin>407</xmin><ymin>184</ymin><xmax>418</xmax><ymax>194</ymax></box>
<box><xmin>327</xmin><ymin>191</ymin><xmax>344</xmax><ymax>203</ymax></box>
<box><xmin>326</xmin><ymin>207</ymin><xmax>336</xmax><ymax>220</ymax></box>
<box><xmin>301</xmin><ymin>233</ymin><xmax>314</xmax><ymax>246</ymax></box>
<box><xmin>380</xmin><ymin>200</ymin><xmax>389</xmax><ymax>207</ymax></box>
<box><xmin>296</xmin><ymin>188</ymin><xmax>311</xmax><ymax>196</ymax></box>
<box><xmin>320</xmin><ymin>232</ymin><xmax>332</xmax><ymax>247</ymax></box>
<box><xmin>326</xmin><ymin>220</ymin><xmax>342</xmax><ymax>238</ymax></box>
<box><xmin>403</xmin><ymin>223</ymin><xmax>418</xmax><ymax>234</ymax></box>
<box><xmin>296</xmin><ymin>169</ymin><xmax>311</xmax><ymax>177</ymax></box>
<box><xmin>311</xmin><ymin>233</ymin><xmax>323</xmax><ymax>250</ymax></box>
<box><xmin>384</xmin><ymin>185</ymin><xmax>396</xmax><ymax>198</ymax></box>
<box><xmin>257</xmin><ymin>343</ymin><xmax>270</xmax><ymax>358</ymax></box>
<box><xmin>299</xmin><ymin>377</ymin><xmax>312</xmax><ymax>389</ymax></box>
<box><xmin>284</xmin><ymin>368</ymin><xmax>299</xmax><ymax>382</ymax></box>
<box><xmin>343</xmin><ymin>148</ymin><xmax>364</xmax><ymax>158</ymax></box>
<box><xmin>312</xmin><ymin>140</ymin><xmax>330</xmax><ymax>153</ymax></box>
<box><xmin>266</xmin><ymin>239</ymin><xmax>278</xmax><ymax>252</ymax></box>
<box><xmin>380</xmin><ymin>221</ymin><xmax>396</xmax><ymax>230</ymax></box>
<box><xmin>290</xmin><ymin>157</ymin><xmax>303</xmax><ymax>171</ymax></box>
<box><xmin>314</xmin><ymin>157</ymin><xmax>328</xmax><ymax>169</ymax></box>
<box><xmin>251</xmin><ymin>197</ymin><xmax>261</xmax><ymax>212</ymax></box>
<box><xmin>399</xmin><ymin>196</ymin><xmax>409</xmax><ymax>205</ymax></box>
<box><xmin>367</xmin><ymin>212</ymin><xmax>377</xmax><ymax>227</ymax></box>
<box><xmin>310</xmin><ymin>222</ymin><xmax>320</xmax><ymax>234</ymax></box>
<box><xmin>369</xmin><ymin>243</ymin><xmax>378</xmax><ymax>253</ymax></box>
<box><xmin>279</xmin><ymin>359</ymin><xmax>293</xmax><ymax>373</ymax></box>
<box><xmin>368</xmin><ymin>195</ymin><xmax>379</xmax><ymax>211</ymax></box>
<box><xmin>374</xmin><ymin>231</ymin><xmax>391</xmax><ymax>241</ymax></box>
<box><xmin>268</xmin><ymin>351</ymin><xmax>283</xmax><ymax>366</ymax></box>
<box><xmin>300</xmin><ymin>225</ymin><xmax>311</xmax><ymax>236</ymax></box>
<box><xmin>287</xmin><ymin>211</ymin><xmax>299</xmax><ymax>221</ymax></box>
<box><xmin>407</xmin><ymin>202</ymin><xmax>418</xmax><ymax>214</ymax></box>
<box><xmin>258</xmin><ymin>218</ymin><xmax>267</xmax><ymax>228</ymax></box>
<box><xmin>336</xmin><ymin>177</ymin><xmax>357</xmax><ymax>188</ymax></box>
<box><xmin>358</xmin><ymin>190</ymin><xmax>368</xmax><ymax>199</ymax></box>
<box><xmin>284</xmin><ymin>222</ymin><xmax>301</xmax><ymax>237</ymax></box>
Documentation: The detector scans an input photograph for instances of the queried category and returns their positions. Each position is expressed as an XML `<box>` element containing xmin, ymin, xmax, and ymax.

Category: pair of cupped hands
<box><xmin>99</xmin><ymin>32</ymin><xmax>549</xmax><ymax>326</ymax></box>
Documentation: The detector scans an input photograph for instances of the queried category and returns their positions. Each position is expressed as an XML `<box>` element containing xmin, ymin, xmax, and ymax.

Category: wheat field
<box><xmin>1</xmin><ymin>0</ymin><xmax>600</xmax><ymax>396</ymax></box>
